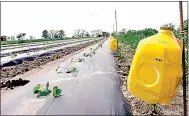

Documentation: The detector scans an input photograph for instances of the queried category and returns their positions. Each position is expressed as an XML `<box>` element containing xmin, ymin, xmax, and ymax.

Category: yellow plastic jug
<box><xmin>127</xmin><ymin>27</ymin><xmax>183</xmax><ymax>105</ymax></box>
<box><xmin>109</xmin><ymin>37</ymin><xmax>118</xmax><ymax>51</ymax></box>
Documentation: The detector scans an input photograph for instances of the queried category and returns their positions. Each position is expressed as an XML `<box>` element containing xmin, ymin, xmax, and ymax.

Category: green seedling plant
<box><xmin>33</xmin><ymin>81</ymin><xmax>52</xmax><ymax>98</ymax></box>
<box><xmin>91</xmin><ymin>50</ymin><xmax>96</xmax><ymax>55</ymax></box>
<box><xmin>83</xmin><ymin>43</ymin><xmax>104</xmax><ymax>58</ymax></box>
<box><xmin>83</xmin><ymin>53</ymin><xmax>88</xmax><ymax>57</ymax></box>
<box><xmin>88</xmin><ymin>53</ymin><xmax>93</xmax><ymax>57</ymax></box>
<box><xmin>37</xmin><ymin>89</ymin><xmax>51</xmax><ymax>98</ymax></box>
<box><xmin>33</xmin><ymin>84</ymin><xmax>41</xmax><ymax>94</ymax></box>
<box><xmin>78</xmin><ymin>58</ymin><xmax>85</xmax><ymax>62</ymax></box>
<box><xmin>83</xmin><ymin>53</ymin><xmax>91</xmax><ymax>57</ymax></box>
<box><xmin>53</xmin><ymin>86</ymin><xmax>62</xmax><ymax>98</ymax></box>
<box><xmin>84</xmin><ymin>47</ymin><xmax>97</xmax><ymax>57</ymax></box>
<box><xmin>66</xmin><ymin>66</ymin><xmax>78</xmax><ymax>73</ymax></box>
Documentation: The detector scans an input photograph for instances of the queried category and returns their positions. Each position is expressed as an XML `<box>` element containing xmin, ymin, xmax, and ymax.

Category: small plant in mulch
<box><xmin>66</xmin><ymin>67</ymin><xmax>78</xmax><ymax>73</ymax></box>
<box><xmin>37</xmin><ymin>89</ymin><xmax>51</xmax><ymax>98</ymax></box>
<box><xmin>83</xmin><ymin>53</ymin><xmax>92</xmax><ymax>57</ymax></box>
<box><xmin>53</xmin><ymin>86</ymin><xmax>62</xmax><ymax>98</ymax></box>
<box><xmin>83</xmin><ymin>53</ymin><xmax>88</xmax><ymax>57</ymax></box>
<box><xmin>91</xmin><ymin>49</ymin><xmax>96</xmax><ymax>55</ymax></box>
<box><xmin>83</xmin><ymin>47</ymin><xmax>97</xmax><ymax>57</ymax></box>
<box><xmin>88</xmin><ymin>53</ymin><xmax>93</xmax><ymax>57</ymax></box>
<box><xmin>33</xmin><ymin>81</ymin><xmax>62</xmax><ymax>98</ymax></box>
<box><xmin>78</xmin><ymin>58</ymin><xmax>85</xmax><ymax>62</ymax></box>
<box><xmin>33</xmin><ymin>84</ymin><xmax>41</xmax><ymax>94</ymax></box>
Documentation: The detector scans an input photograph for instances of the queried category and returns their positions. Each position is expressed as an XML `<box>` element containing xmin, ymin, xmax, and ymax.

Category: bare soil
<box><xmin>113</xmin><ymin>42</ymin><xmax>185</xmax><ymax>115</ymax></box>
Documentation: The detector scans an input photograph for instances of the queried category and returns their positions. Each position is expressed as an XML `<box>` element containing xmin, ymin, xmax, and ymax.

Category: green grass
<box><xmin>114</xmin><ymin>28</ymin><xmax>158</xmax><ymax>50</ymax></box>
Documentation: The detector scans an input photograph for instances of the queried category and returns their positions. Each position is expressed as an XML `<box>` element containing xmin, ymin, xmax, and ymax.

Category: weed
<box><xmin>78</xmin><ymin>58</ymin><xmax>85</xmax><ymax>62</ymax></box>
<box><xmin>66</xmin><ymin>67</ymin><xmax>78</xmax><ymax>73</ymax></box>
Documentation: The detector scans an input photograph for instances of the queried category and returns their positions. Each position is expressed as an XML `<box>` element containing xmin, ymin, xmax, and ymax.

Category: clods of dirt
<box><xmin>1</xmin><ymin>78</ymin><xmax>30</xmax><ymax>90</ymax></box>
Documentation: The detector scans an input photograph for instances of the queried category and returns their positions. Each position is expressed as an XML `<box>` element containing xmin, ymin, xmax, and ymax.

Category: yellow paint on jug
<box><xmin>127</xmin><ymin>27</ymin><xmax>183</xmax><ymax>105</ymax></box>
<box><xmin>109</xmin><ymin>37</ymin><xmax>118</xmax><ymax>51</ymax></box>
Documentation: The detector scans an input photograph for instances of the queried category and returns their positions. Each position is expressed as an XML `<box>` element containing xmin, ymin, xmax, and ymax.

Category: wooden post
<box><xmin>179</xmin><ymin>1</ymin><xmax>187</xmax><ymax>116</ymax></box>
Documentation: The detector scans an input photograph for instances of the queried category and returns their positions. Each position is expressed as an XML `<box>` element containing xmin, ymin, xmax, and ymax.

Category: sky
<box><xmin>1</xmin><ymin>2</ymin><xmax>188</xmax><ymax>38</ymax></box>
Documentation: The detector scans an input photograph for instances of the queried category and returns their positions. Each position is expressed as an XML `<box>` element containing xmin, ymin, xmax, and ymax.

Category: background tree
<box><xmin>10</xmin><ymin>36</ymin><xmax>15</xmax><ymax>41</ymax></box>
<box><xmin>80</xmin><ymin>29</ymin><xmax>87</xmax><ymax>37</ymax></box>
<box><xmin>106</xmin><ymin>32</ymin><xmax>110</xmax><ymax>37</ymax></box>
<box><xmin>74</xmin><ymin>29</ymin><xmax>82</xmax><ymax>38</ymax></box>
<box><xmin>54</xmin><ymin>30</ymin><xmax>60</xmax><ymax>38</ymax></box>
<box><xmin>42</xmin><ymin>30</ymin><xmax>49</xmax><ymax>39</ymax></box>
<box><xmin>102</xmin><ymin>31</ymin><xmax>110</xmax><ymax>37</ymax></box>
<box><xmin>16</xmin><ymin>33</ymin><xmax>26</xmax><ymax>40</ymax></box>
<box><xmin>102</xmin><ymin>32</ymin><xmax>106</xmax><ymax>37</ymax></box>
<box><xmin>111</xmin><ymin>32</ymin><xmax>115</xmax><ymax>36</ymax></box>
<box><xmin>91</xmin><ymin>29</ymin><xmax>103</xmax><ymax>37</ymax></box>
<box><xmin>119</xmin><ymin>28</ymin><xmax>127</xmax><ymax>34</ymax></box>
<box><xmin>96</xmin><ymin>29</ymin><xmax>103</xmax><ymax>37</ymax></box>
<box><xmin>85</xmin><ymin>31</ymin><xmax>90</xmax><ymax>37</ymax></box>
<box><xmin>59</xmin><ymin>30</ymin><xmax>66</xmax><ymax>38</ymax></box>
<box><xmin>1</xmin><ymin>36</ymin><xmax>7</xmax><ymax>41</ymax></box>
<box><xmin>74</xmin><ymin>29</ymin><xmax>90</xmax><ymax>38</ymax></box>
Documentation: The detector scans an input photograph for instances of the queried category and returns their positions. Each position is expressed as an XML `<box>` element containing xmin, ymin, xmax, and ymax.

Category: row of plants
<box><xmin>64</xmin><ymin>40</ymin><xmax>105</xmax><ymax>74</ymax></box>
<box><xmin>31</xmin><ymin>39</ymin><xmax>105</xmax><ymax>98</ymax></box>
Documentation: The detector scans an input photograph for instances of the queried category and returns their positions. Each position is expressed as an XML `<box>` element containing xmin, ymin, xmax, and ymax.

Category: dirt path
<box><xmin>113</xmin><ymin>42</ymin><xmax>185</xmax><ymax>115</ymax></box>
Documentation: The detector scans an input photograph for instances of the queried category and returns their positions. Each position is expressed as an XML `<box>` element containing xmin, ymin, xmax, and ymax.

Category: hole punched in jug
<box><xmin>155</xmin><ymin>58</ymin><xmax>162</xmax><ymax>62</ymax></box>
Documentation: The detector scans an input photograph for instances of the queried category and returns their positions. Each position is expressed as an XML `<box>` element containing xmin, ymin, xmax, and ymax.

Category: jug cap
<box><xmin>160</xmin><ymin>26</ymin><xmax>173</xmax><ymax>31</ymax></box>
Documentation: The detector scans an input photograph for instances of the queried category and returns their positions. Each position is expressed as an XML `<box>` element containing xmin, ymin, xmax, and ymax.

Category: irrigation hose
<box><xmin>179</xmin><ymin>1</ymin><xmax>187</xmax><ymax>116</ymax></box>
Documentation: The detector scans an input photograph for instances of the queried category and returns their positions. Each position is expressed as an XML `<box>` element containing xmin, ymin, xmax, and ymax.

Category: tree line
<box><xmin>1</xmin><ymin>29</ymin><xmax>110</xmax><ymax>41</ymax></box>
